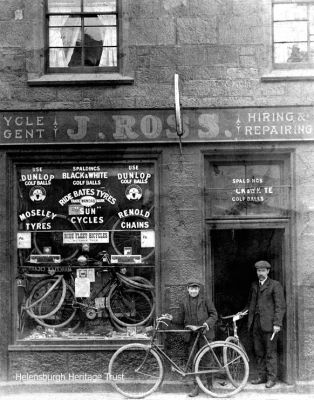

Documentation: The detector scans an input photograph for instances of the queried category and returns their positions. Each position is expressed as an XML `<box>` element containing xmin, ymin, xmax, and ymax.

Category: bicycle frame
<box><xmin>142</xmin><ymin>325</ymin><xmax>224</xmax><ymax>378</ymax></box>
<box><xmin>72</xmin><ymin>271</ymin><xmax>115</xmax><ymax>311</ymax></box>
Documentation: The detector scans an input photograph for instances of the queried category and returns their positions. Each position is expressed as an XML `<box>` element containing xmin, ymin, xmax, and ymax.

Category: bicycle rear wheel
<box><xmin>109</xmin><ymin>343</ymin><xmax>164</xmax><ymax>398</ymax></box>
<box><xmin>26</xmin><ymin>278</ymin><xmax>77</xmax><ymax>328</ymax></box>
<box><xmin>223</xmin><ymin>339</ymin><xmax>248</xmax><ymax>388</ymax></box>
<box><xmin>108</xmin><ymin>286</ymin><xmax>155</xmax><ymax>327</ymax></box>
<box><xmin>194</xmin><ymin>341</ymin><xmax>249</xmax><ymax>398</ymax></box>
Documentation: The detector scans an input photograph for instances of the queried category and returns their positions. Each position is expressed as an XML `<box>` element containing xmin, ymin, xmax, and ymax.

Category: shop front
<box><xmin>0</xmin><ymin>106</ymin><xmax>312</xmax><ymax>384</ymax></box>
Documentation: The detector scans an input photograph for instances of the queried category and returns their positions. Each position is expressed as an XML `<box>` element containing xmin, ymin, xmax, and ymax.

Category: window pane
<box><xmin>310</xmin><ymin>5</ymin><xmax>314</xmax><ymax>33</ymax></box>
<box><xmin>274</xmin><ymin>42</ymin><xmax>308</xmax><ymax>63</ymax></box>
<box><xmin>84</xmin><ymin>47</ymin><xmax>103</xmax><ymax>66</ymax></box>
<box><xmin>273</xmin><ymin>4</ymin><xmax>307</xmax><ymax>21</ymax></box>
<box><xmin>85</xmin><ymin>26</ymin><xmax>117</xmax><ymax>45</ymax></box>
<box><xmin>100</xmin><ymin>47</ymin><xmax>117</xmax><ymax>67</ymax></box>
<box><xmin>49</xmin><ymin>28</ymin><xmax>81</xmax><ymax>47</ymax></box>
<box><xmin>206</xmin><ymin>162</ymin><xmax>287</xmax><ymax>217</ymax></box>
<box><xmin>49</xmin><ymin>16</ymin><xmax>80</xmax><ymax>27</ymax></box>
<box><xmin>48</xmin><ymin>0</ymin><xmax>81</xmax><ymax>13</ymax></box>
<box><xmin>84</xmin><ymin>16</ymin><xmax>116</xmax><ymax>27</ymax></box>
<box><xmin>274</xmin><ymin>21</ymin><xmax>307</xmax><ymax>42</ymax></box>
<box><xmin>83</xmin><ymin>0</ymin><xmax>116</xmax><ymax>12</ymax></box>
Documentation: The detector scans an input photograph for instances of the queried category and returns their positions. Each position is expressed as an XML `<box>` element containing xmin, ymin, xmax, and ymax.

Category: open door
<box><xmin>209</xmin><ymin>227</ymin><xmax>287</xmax><ymax>381</ymax></box>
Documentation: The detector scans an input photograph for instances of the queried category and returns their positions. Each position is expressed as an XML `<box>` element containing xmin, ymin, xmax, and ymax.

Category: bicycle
<box><xmin>220</xmin><ymin>310</ymin><xmax>248</xmax><ymax>358</ymax></box>
<box><xmin>108</xmin><ymin>315</ymin><xmax>249</xmax><ymax>398</ymax></box>
<box><xmin>21</xmin><ymin>264</ymin><xmax>155</xmax><ymax>331</ymax></box>
<box><xmin>220</xmin><ymin>311</ymin><xmax>249</xmax><ymax>387</ymax></box>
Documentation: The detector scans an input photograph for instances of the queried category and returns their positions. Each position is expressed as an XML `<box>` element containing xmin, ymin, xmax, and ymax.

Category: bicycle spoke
<box><xmin>109</xmin><ymin>288</ymin><xmax>154</xmax><ymax>327</ymax></box>
<box><xmin>109</xmin><ymin>344</ymin><xmax>163</xmax><ymax>398</ymax></box>
<box><xmin>195</xmin><ymin>341</ymin><xmax>249</xmax><ymax>398</ymax></box>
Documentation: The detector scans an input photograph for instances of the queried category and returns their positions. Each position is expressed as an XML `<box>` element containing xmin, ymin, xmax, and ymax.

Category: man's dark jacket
<box><xmin>246</xmin><ymin>278</ymin><xmax>286</xmax><ymax>332</ymax></box>
<box><xmin>174</xmin><ymin>294</ymin><xmax>218</xmax><ymax>341</ymax></box>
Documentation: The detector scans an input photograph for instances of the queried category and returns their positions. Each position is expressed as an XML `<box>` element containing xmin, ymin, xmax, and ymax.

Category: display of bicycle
<box><xmin>21</xmin><ymin>265</ymin><xmax>155</xmax><ymax>331</ymax></box>
<box><xmin>108</xmin><ymin>314</ymin><xmax>249</xmax><ymax>398</ymax></box>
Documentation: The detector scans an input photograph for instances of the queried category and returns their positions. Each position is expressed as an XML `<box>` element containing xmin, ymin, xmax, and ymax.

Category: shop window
<box><xmin>205</xmin><ymin>157</ymin><xmax>290</xmax><ymax>217</ymax></box>
<box><xmin>16</xmin><ymin>161</ymin><xmax>156</xmax><ymax>342</ymax></box>
<box><xmin>47</xmin><ymin>0</ymin><xmax>118</xmax><ymax>72</ymax></box>
<box><xmin>273</xmin><ymin>1</ymin><xmax>314</xmax><ymax>68</ymax></box>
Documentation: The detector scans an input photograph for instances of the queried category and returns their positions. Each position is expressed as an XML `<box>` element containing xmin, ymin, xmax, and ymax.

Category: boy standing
<box><xmin>175</xmin><ymin>279</ymin><xmax>218</xmax><ymax>397</ymax></box>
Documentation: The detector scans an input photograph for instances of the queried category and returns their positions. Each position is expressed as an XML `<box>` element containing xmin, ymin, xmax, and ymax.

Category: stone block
<box><xmin>218</xmin><ymin>16</ymin><xmax>265</xmax><ymax>45</ymax></box>
<box><xmin>162</xmin><ymin>0</ymin><xmax>189</xmax><ymax>15</ymax></box>
<box><xmin>178</xmin><ymin>65</ymin><xmax>227</xmax><ymax>80</ymax></box>
<box><xmin>136</xmin><ymin>67</ymin><xmax>174</xmax><ymax>84</ymax></box>
<box><xmin>176</xmin><ymin>45</ymin><xmax>207</xmax><ymax>66</ymax></box>
<box><xmin>127</xmin><ymin>0</ymin><xmax>161</xmax><ymax>17</ymax></box>
<box><xmin>94</xmin><ymin>351</ymin><xmax>114</xmax><ymax>374</ymax></box>
<box><xmin>68</xmin><ymin>352</ymin><xmax>99</xmax><ymax>375</ymax></box>
<box><xmin>128</xmin><ymin>18</ymin><xmax>176</xmax><ymax>46</ymax></box>
<box><xmin>9</xmin><ymin>352</ymin><xmax>67</xmax><ymax>377</ymax></box>
<box><xmin>146</xmin><ymin>46</ymin><xmax>178</xmax><ymax>68</ymax></box>
<box><xmin>177</xmin><ymin>18</ymin><xmax>217</xmax><ymax>45</ymax></box>
<box><xmin>162</xmin><ymin>260</ymin><xmax>203</xmax><ymax>284</ymax></box>
<box><xmin>188</xmin><ymin>0</ymin><xmax>222</xmax><ymax>17</ymax></box>
<box><xmin>227</xmin><ymin>67</ymin><xmax>259</xmax><ymax>79</ymax></box>
<box><xmin>239</xmin><ymin>55</ymin><xmax>257</xmax><ymax>68</ymax></box>
<box><xmin>0</xmin><ymin>21</ymin><xmax>33</xmax><ymax>47</ymax></box>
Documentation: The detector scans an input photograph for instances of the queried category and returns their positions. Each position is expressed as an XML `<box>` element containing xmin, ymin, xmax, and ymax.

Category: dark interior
<box><xmin>211</xmin><ymin>228</ymin><xmax>285</xmax><ymax>379</ymax></box>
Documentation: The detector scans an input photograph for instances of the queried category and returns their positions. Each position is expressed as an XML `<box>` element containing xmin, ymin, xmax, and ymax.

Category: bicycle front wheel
<box><xmin>108</xmin><ymin>343</ymin><xmax>164</xmax><ymax>398</ymax></box>
<box><xmin>108</xmin><ymin>286</ymin><xmax>155</xmax><ymax>327</ymax></box>
<box><xmin>194</xmin><ymin>341</ymin><xmax>249</xmax><ymax>398</ymax></box>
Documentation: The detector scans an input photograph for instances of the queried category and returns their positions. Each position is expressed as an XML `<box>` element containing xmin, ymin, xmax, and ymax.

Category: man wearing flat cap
<box><xmin>242</xmin><ymin>260</ymin><xmax>286</xmax><ymax>389</ymax></box>
<box><xmin>174</xmin><ymin>278</ymin><xmax>218</xmax><ymax>397</ymax></box>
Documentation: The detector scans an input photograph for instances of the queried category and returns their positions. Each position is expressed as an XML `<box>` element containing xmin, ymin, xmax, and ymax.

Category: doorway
<box><xmin>210</xmin><ymin>227</ymin><xmax>286</xmax><ymax>380</ymax></box>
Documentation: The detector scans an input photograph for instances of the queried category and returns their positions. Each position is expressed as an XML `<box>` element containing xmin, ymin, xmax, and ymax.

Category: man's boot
<box><xmin>188</xmin><ymin>383</ymin><xmax>199</xmax><ymax>397</ymax></box>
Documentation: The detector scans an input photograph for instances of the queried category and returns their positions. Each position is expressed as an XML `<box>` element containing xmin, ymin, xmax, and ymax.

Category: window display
<box><xmin>16</xmin><ymin>161</ymin><xmax>156</xmax><ymax>341</ymax></box>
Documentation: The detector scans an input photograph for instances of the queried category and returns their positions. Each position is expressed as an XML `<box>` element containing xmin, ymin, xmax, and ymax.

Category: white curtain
<box><xmin>64</xmin><ymin>26</ymin><xmax>81</xmax><ymax>66</ymax></box>
<box><xmin>49</xmin><ymin>16</ymin><xmax>80</xmax><ymax>67</ymax></box>
<box><xmin>49</xmin><ymin>16</ymin><xmax>69</xmax><ymax>67</ymax></box>
<box><xmin>97</xmin><ymin>16</ymin><xmax>117</xmax><ymax>67</ymax></box>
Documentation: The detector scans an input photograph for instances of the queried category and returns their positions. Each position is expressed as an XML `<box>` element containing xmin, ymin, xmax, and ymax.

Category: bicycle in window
<box><xmin>20</xmin><ymin>261</ymin><xmax>155</xmax><ymax>332</ymax></box>
<box><xmin>108</xmin><ymin>314</ymin><xmax>249</xmax><ymax>398</ymax></box>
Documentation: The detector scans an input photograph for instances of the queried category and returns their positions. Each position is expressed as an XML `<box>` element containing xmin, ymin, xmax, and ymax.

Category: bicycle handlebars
<box><xmin>221</xmin><ymin>310</ymin><xmax>248</xmax><ymax>322</ymax></box>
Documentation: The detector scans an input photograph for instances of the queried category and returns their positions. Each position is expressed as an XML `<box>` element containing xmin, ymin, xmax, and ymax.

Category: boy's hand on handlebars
<box><xmin>161</xmin><ymin>313</ymin><xmax>173</xmax><ymax>321</ymax></box>
<box><xmin>202</xmin><ymin>322</ymin><xmax>209</xmax><ymax>331</ymax></box>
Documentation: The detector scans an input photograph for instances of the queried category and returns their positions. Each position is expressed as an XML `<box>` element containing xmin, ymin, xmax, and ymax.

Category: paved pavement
<box><xmin>1</xmin><ymin>382</ymin><xmax>314</xmax><ymax>400</ymax></box>
<box><xmin>0</xmin><ymin>391</ymin><xmax>314</xmax><ymax>400</ymax></box>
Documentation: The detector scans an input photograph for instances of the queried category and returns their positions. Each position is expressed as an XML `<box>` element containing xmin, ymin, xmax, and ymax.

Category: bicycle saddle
<box><xmin>185</xmin><ymin>325</ymin><xmax>204</xmax><ymax>332</ymax></box>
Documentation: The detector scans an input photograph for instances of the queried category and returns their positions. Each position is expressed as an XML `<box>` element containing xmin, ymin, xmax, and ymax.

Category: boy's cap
<box><xmin>187</xmin><ymin>279</ymin><xmax>201</xmax><ymax>287</ymax></box>
<box><xmin>254</xmin><ymin>260</ymin><xmax>271</xmax><ymax>269</ymax></box>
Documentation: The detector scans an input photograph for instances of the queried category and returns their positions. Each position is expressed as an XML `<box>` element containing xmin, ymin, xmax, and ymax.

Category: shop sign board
<box><xmin>63</xmin><ymin>231</ymin><xmax>109</xmax><ymax>244</ymax></box>
<box><xmin>3</xmin><ymin>107</ymin><xmax>314</xmax><ymax>144</ymax></box>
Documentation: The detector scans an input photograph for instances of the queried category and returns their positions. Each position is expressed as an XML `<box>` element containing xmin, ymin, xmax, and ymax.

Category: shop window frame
<box><xmin>9</xmin><ymin>150</ymin><xmax>160</xmax><ymax>348</ymax></box>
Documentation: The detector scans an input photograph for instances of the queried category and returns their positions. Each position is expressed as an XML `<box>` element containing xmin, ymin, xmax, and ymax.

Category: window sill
<box><xmin>9</xmin><ymin>338</ymin><xmax>149</xmax><ymax>351</ymax></box>
<box><xmin>27</xmin><ymin>73</ymin><xmax>134</xmax><ymax>86</ymax></box>
<box><xmin>261</xmin><ymin>69</ymin><xmax>314</xmax><ymax>82</ymax></box>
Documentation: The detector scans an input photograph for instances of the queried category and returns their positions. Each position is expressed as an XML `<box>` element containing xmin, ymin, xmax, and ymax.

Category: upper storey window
<box><xmin>273</xmin><ymin>1</ymin><xmax>314</xmax><ymax>68</ymax></box>
<box><xmin>47</xmin><ymin>0</ymin><xmax>118</xmax><ymax>72</ymax></box>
